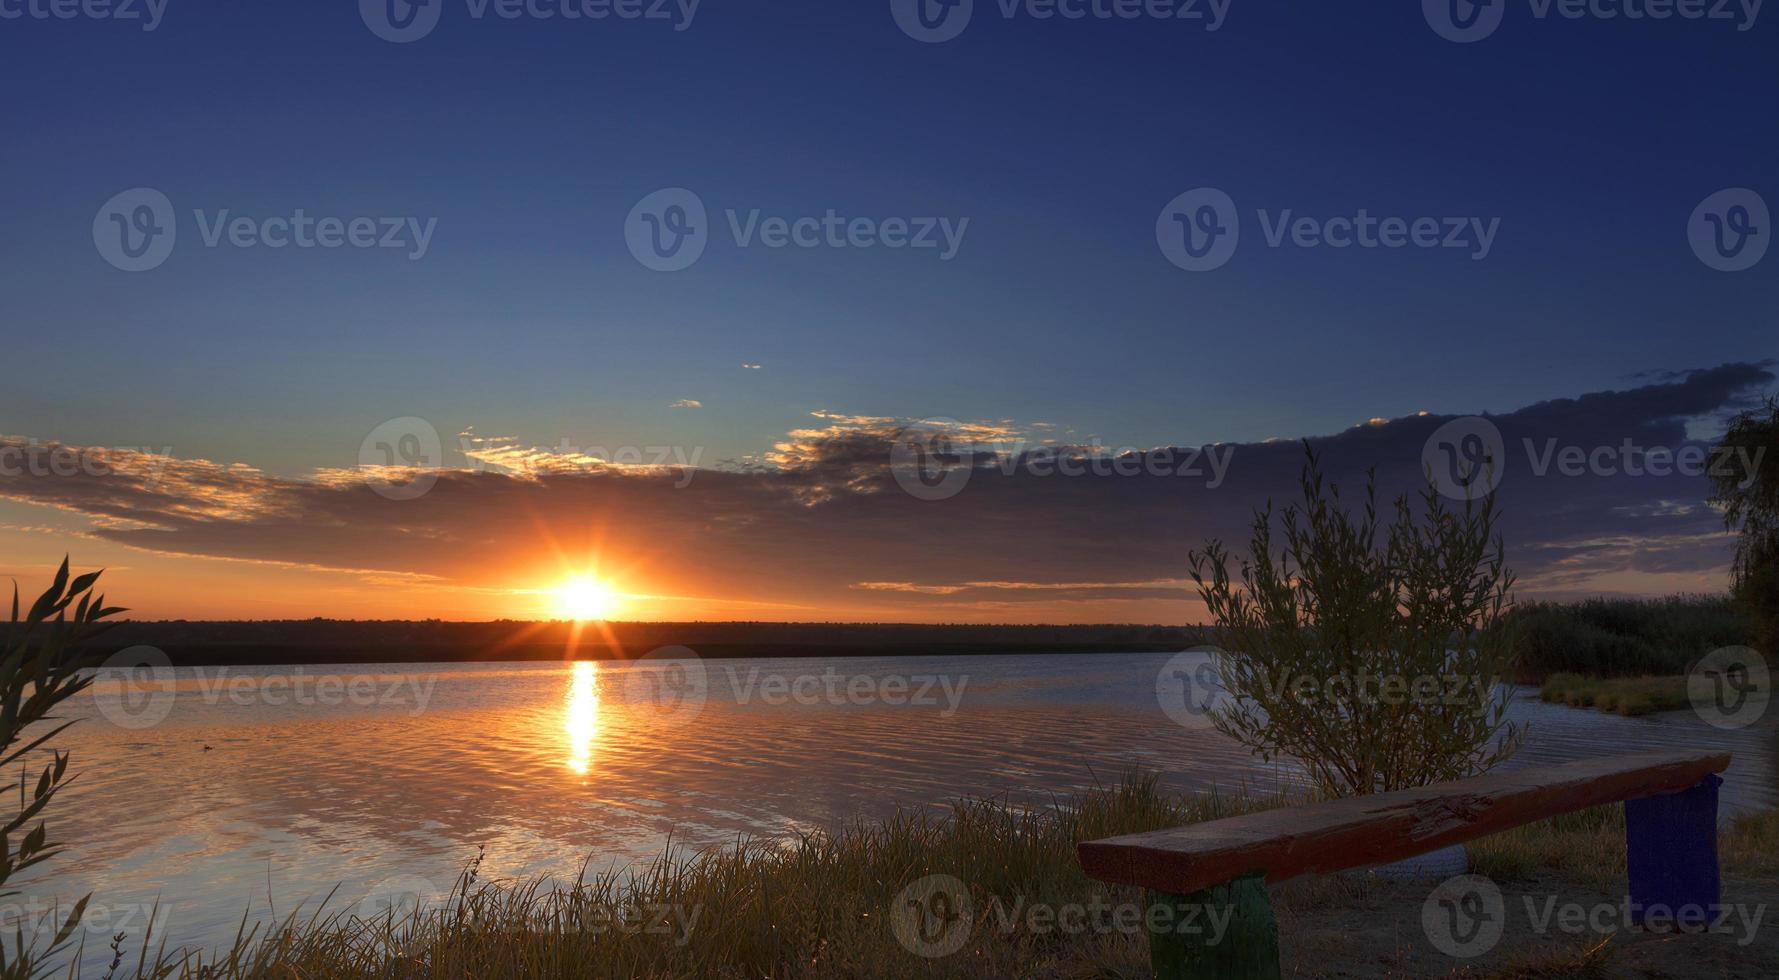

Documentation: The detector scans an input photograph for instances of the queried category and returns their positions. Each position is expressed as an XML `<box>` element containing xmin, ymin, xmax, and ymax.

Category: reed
<box><xmin>60</xmin><ymin>774</ymin><xmax>1779</xmax><ymax>978</ymax></box>
<box><xmin>1507</xmin><ymin>596</ymin><xmax>1753</xmax><ymax>681</ymax></box>
<box><xmin>109</xmin><ymin>773</ymin><xmax>1279</xmax><ymax>979</ymax></box>
<box><xmin>1536</xmin><ymin>673</ymin><xmax>1691</xmax><ymax>717</ymax></box>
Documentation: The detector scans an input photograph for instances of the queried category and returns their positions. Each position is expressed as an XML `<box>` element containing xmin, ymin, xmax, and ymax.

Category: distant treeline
<box><xmin>1506</xmin><ymin>595</ymin><xmax>1755</xmax><ymax>681</ymax></box>
<box><xmin>80</xmin><ymin>620</ymin><xmax>1215</xmax><ymax>666</ymax></box>
<box><xmin>72</xmin><ymin>601</ymin><xmax>1748</xmax><ymax>675</ymax></box>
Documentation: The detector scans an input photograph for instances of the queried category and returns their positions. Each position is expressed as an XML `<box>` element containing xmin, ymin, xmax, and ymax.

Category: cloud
<box><xmin>670</xmin><ymin>399</ymin><xmax>703</xmax><ymax>409</ymax></box>
<box><xmin>853</xmin><ymin>582</ymin><xmax>969</xmax><ymax>595</ymax></box>
<box><xmin>741</xmin><ymin>363</ymin><xmax>762</xmax><ymax>370</ymax></box>
<box><xmin>0</xmin><ymin>362</ymin><xmax>1770</xmax><ymax>619</ymax></box>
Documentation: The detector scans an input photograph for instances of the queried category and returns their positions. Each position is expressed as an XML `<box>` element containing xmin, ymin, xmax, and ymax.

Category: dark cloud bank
<box><xmin>1</xmin><ymin>362</ymin><xmax>1772</xmax><ymax>618</ymax></box>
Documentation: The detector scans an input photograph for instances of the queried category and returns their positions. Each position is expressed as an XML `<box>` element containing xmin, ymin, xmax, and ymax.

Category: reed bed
<box><xmin>97</xmin><ymin>773</ymin><xmax>1280</xmax><ymax>979</ymax></box>
<box><xmin>1506</xmin><ymin>595</ymin><xmax>1753</xmax><ymax>681</ymax></box>
<box><xmin>64</xmin><ymin>774</ymin><xmax>1779</xmax><ymax>979</ymax></box>
<box><xmin>1536</xmin><ymin>673</ymin><xmax>1691</xmax><ymax>717</ymax></box>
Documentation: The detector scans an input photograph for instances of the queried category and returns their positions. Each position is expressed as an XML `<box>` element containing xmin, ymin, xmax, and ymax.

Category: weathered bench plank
<box><xmin>1079</xmin><ymin>750</ymin><xmax>1729</xmax><ymax>894</ymax></box>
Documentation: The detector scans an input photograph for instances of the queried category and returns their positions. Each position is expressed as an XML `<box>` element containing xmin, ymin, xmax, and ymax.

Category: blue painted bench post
<box><xmin>1624</xmin><ymin>773</ymin><xmax>1722</xmax><ymax>924</ymax></box>
<box><xmin>1145</xmin><ymin>873</ymin><xmax>1281</xmax><ymax>980</ymax></box>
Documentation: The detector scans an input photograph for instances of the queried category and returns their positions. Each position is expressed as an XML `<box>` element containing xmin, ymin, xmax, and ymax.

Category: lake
<box><xmin>28</xmin><ymin>652</ymin><xmax>1777</xmax><ymax>965</ymax></box>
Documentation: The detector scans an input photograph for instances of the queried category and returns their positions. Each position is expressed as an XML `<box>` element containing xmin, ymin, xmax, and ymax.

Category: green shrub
<box><xmin>1190</xmin><ymin>446</ymin><xmax>1521</xmax><ymax>798</ymax></box>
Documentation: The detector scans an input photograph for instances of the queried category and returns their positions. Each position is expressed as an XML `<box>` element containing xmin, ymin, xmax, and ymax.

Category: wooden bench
<box><xmin>1076</xmin><ymin>751</ymin><xmax>1731</xmax><ymax>979</ymax></box>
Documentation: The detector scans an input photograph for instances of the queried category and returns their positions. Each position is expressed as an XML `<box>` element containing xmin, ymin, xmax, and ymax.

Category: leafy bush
<box><xmin>1189</xmin><ymin>446</ymin><xmax>1521</xmax><ymax>798</ymax></box>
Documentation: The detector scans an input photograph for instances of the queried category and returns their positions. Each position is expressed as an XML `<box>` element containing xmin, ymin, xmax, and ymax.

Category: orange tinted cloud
<box><xmin>0</xmin><ymin>362</ymin><xmax>1768</xmax><ymax>621</ymax></box>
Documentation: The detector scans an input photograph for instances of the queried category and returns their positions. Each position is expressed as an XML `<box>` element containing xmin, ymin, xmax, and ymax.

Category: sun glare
<box><xmin>557</xmin><ymin>577</ymin><xmax>618</xmax><ymax>621</ymax></box>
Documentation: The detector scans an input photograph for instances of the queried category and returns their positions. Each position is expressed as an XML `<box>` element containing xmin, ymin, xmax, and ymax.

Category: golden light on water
<box><xmin>564</xmin><ymin>661</ymin><xmax>600</xmax><ymax>775</ymax></box>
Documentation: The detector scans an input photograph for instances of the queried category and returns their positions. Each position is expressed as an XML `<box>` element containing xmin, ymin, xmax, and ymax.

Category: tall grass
<box><xmin>1469</xmin><ymin>805</ymin><xmax>1628</xmax><ymax>891</ymax></box>
<box><xmin>102</xmin><ymin>782</ymin><xmax>1779</xmax><ymax>979</ymax></box>
<box><xmin>1506</xmin><ymin>595</ymin><xmax>1753</xmax><ymax>681</ymax></box>
<box><xmin>109</xmin><ymin>774</ymin><xmax>1283</xmax><ymax>979</ymax></box>
<box><xmin>1</xmin><ymin>560</ymin><xmax>121</xmax><ymax>977</ymax></box>
<box><xmin>1536</xmin><ymin>673</ymin><xmax>1690</xmax><ymax>717</ymax></box>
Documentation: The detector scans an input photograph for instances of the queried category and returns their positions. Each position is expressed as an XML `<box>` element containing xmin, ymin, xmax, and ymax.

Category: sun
<box><xmin>556</xmin><ymin>577</ymin><xmax>619</xmax><ymax>621</ymax></box>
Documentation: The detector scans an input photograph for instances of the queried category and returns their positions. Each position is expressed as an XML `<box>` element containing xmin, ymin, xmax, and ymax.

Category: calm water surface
<box><xmin>32</xmin><ymin>653</ymin><xmax>1778</xmax><ymax>962</ymax></box>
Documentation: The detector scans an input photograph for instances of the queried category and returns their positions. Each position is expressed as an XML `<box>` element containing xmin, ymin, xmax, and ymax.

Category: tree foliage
<box><xmin>1708</xmin><ymin>394</ymin><xmax>1779</xmax><ymax>655</ymax></box>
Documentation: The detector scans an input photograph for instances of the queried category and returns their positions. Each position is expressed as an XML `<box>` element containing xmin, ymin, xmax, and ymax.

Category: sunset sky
<box><xmin>1</xmin><ymin>4</ymin><xmax>1774</xmax><ymax>621</ymax></box>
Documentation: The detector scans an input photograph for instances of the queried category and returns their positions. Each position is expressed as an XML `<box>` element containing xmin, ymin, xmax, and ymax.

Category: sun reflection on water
<box><xmin>564</xmin><ymin>661</ymin><xmax>599</xmax><ymax>774</ymax></box>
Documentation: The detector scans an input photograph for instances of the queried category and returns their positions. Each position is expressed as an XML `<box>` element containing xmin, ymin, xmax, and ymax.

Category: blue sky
<box><xmin>0</xmin><ymin>1</ymin><xmax>1775</xmax><ymax>619</ymax></box>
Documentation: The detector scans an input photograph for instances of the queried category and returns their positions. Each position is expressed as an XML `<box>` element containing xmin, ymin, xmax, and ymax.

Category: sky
<box><xmin>0</xmin><ymin>1</ymin><xmax>1775</xmax><ymax>621</ymax></box>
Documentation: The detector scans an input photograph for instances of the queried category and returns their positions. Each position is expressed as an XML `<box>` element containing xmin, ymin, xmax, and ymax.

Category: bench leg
<box><xmin>1146</xmin><ymin>873</ymin><xmax>1281</xmax><ymax>980</ymax></box>
<box><xmin>1624</xmin><ymin>773</ymin><xmax>1722</xmax><ymax>925</ymax></box>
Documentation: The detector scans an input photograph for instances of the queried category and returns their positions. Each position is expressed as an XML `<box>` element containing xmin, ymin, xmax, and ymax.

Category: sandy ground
<box><xmin>1273</xmin><ymin>872</ymin><xmax>1778</xmax><ymax>978</ymax></box>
